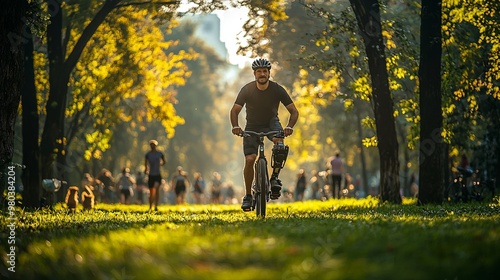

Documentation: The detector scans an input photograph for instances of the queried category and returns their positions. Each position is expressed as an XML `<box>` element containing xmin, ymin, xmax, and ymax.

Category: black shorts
<box><xmin>175</xmin><ymin>183</ymin><xmax>186</xmax><ymax>195</ymax></box>
<box><xmin>121</xmin><ymin>188</ymin><xmax>133</xmax><ymax>199</ymax></box>
<box><xmin>148</xmin><ymin>175</ymin><xmax>162</xmax><ymax>188</ymax></box>
<box><xmin>243</xmin><ymin>117</ymin><xmax>283</xmax><ymax>156</ymax></box>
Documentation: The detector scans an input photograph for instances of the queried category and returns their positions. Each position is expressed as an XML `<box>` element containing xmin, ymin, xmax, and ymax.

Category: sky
<box><xmin>177</xmin><ymin>2</ymin><xmax>253</xmax><ymax>68</ymax></box>
<box><xmin>212</xmin><ymin>7</ymin><xmax>252</xmax><ymax>68</ymax></box>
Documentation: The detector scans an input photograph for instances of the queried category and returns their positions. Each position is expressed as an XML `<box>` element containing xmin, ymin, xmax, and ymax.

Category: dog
<box><xmin>81</xmin><ymin>185</ymin><xmax>95</xmax><ymax>210</ymax></box>
<box><xmin>65</xmin><ymin>186</ymin><xmax>79</xmax><ymax>212</ymax></box>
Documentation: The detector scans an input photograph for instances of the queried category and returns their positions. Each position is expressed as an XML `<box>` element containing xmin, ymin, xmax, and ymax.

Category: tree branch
<box><xmin>62</xmin><ymin>18</ymin><xmax>72</xmax><ymax>59</ymax></box>
<box><xmin>64</xmin><ymin>0</ymin><xmax>120</xmax><ymax>73</ymax></box>
<box><xmin>115</xmin><ymin>1</ymin><xmax>180</xmax><ymax>8</ymax></box>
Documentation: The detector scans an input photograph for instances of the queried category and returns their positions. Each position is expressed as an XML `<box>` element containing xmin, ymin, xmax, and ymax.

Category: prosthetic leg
<box><xmin>270</xmin><ymin>142</ymin><xmax>289</xmax><ymax>199</ymax></box>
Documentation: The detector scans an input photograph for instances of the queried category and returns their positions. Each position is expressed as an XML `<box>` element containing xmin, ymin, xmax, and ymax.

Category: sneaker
<box><xmin>241</xmin><ymin>194</ymin><xmax>253</xmax><ymax>212</ymax></box>
<box><xmin>270</xmin><ymin>178</ymin><xmax>282</xmax><ymax>199</ymax></box>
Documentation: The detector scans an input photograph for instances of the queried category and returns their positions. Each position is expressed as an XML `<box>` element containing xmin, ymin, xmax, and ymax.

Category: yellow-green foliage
<box><xmin>443</xmin><ymin>0</ymin><xmax>499</xmax><ymax>99</ymax></box>
<box><xmin>286</xmin><ymin>69</ymin><xmax>341</xmax><ymax>169</ymax></box>
<box><xmin>34</xmin><ymin>3</ymin><xmax>198</xmax><ymax>161</ymax></box>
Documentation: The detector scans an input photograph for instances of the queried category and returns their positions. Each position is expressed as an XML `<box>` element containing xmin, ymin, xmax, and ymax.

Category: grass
<box><xmin>1</xmin><ymin>197</ymin><xmax>500</xmax><ymax>280</ymax></box>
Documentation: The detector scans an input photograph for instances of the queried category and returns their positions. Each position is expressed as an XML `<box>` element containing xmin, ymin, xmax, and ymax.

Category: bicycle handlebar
<box><xmin>240</xmin><ymin>130</ymin><xmax>284</xmax><ymax>138</ymax></box>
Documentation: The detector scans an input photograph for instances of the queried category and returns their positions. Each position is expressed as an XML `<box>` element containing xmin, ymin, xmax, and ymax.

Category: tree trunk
<box><xmin>22</xmin><ymin>31</ymin><xmax>41</xmax><ymax>208</ymax></box>
<box><xmin>349</xmin><ymin>0</ymin><xmax>401</xmax><ymax>203</ymax></box>
<box><xmin>40</xmin><ymin>0</ymin><xmax>65</xmax><ymax>181</ymax></box>
<box><xmin>495</xmin><ymin>144</ymin><xmax>500</xmax><ymax>192</ymax></box>
<box><xmin>40</xmin><ymin>0</ymin><xmax>119</xmax><ymax>194</ymax></box>
<box><xmin>418</xmin><ymin>0</ymin><xmax>444</xmax><ymax>205</ymax></box>
<box><xmin>443</xmin><ymin>143</ymin><xmax>450</xmax><ymax>200</ymax></box>
<box><xmin>1</xmin><ymin>1</ymin><xmax>28</xmax><ymax>194</ymax></box>
<box><xmin>354</xmin><ymin>100</ymin><xmax>369</xmax><ymax>196</ymax></box>
<box><xmin>396</xmin><ymin>120</ymin><xmax>411</xmax><ymax>197</ymax></box>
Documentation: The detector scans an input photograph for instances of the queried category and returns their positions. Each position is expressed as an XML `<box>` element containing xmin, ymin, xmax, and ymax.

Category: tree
<box><xmin>1</xmin><ymin>1</ymin><xmax>30</xmax><ymax>200</ymax></box>
<box><xmin>21</xmin><ymin>22</ymin><xmax>41</xmax><ymax>208</ymax></box>
<box><xmin>39</xmin><ymin>0</ymin><xmax>181</xmax><ymax>186</ymax></box>
<box><xmin>17</xmin><ymin>0</ymin><xmax>183</xmax><ymax>207</ymax></box>
<box><xmin>442</xmin><ymin>0</ymin><xmax>500</xmax><ymax>192</ymax></box>
<box><xmin>61</xmin><ymin>4</ymin><xmax>194</xmax><ymax>171</ymax></box>
<box><xmin>349</xmin><ymin>0</ymin><xmax>401</xmax><ymax>203</ymax></box>
<box><xmin>418</xmin><ymin>1</ymin><xmax>444</xmax><ymax>204</ymax></box>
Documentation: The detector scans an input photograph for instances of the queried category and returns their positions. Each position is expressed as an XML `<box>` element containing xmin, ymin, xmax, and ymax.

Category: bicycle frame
<box><xmin>242</xmin><ymin>130</ymin><xmax>282</xmax><ymax>218</ymax></box>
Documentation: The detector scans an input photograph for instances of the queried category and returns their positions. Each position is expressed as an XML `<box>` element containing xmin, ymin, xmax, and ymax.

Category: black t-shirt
<box><xmin>97</xmin><ymin>175</ymin><xmax>113</xmax><ymax>188</ymax></box>
<box><xmin>234</xmin><ymin>81</ymin><xmax>293</xmax><ymax>128</ymax></box>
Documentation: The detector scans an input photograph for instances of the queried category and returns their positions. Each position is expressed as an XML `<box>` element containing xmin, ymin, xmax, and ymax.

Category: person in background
<box><xmin>135</xmin><ymin>171</ymin><xmax>147</xmax><ymax>204</ymax></box>
<box><xmin>210</xmin><ymin>172</ymin><xmax>223</xmax><ymax>204</ymax></box>
<box><xmin>295</xmin><ymin>168</ymin><xmax>307</xmax><ymax>201</ymax></box>
<box><xmin>171</xmin><ymin>166</ymin><xmax>189</xmax><ymax>205</ymax></box>
<box><xmin>460</xmin><ymin>154</ymin><xmax>469</xmax><ymax>169</ymax></box>
<box><xmin>192</xmin><ymin>172</ymin><xmax>206</xmax><ymax>204</ymax></box>
<box><xmin>145</xmin><ymin>139</ymin><xmax>166</xmax><ymax>211</ymax></box>
<box><xmin>310</xmin><ymin>170</ymin><xmax>320</xmax><ymax>200</ymax></box>
<box><xmin>330</xmin><ymin>152</ymin><xmax>344</xmax><ymax>199</ymax></box>
<box><xmin>224</xmin><ymin>181</ymin><xmax>236</xmax><ymax>204</ymax></box>
<box><xmin>116</xmin><ymin>167</ymin><xmax>135</xmax><ymax>204</ymax></box>
<box><xmin>97</xmin><ymin>168</ymin><xmax>115</xmax><ymax>203</ymax></box>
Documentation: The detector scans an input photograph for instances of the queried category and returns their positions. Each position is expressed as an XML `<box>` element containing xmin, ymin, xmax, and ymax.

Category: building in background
<box><xmin>181</xmin><ymin>14</ymin><xmax>242</xmax><ymax>81</ymax></box>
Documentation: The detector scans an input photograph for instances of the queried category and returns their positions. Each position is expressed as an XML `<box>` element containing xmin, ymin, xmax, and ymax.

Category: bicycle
<box><xmin>469</xmin><ymin>169</ymin><xmax>496</xmax><ymax>202</ymax></box>
<box><xmin>241</xmin><ymin>130</ymin><xmax>284</xmax><ymax>218</ymax></box>
<box><xmin>41</xmin><ymin>178</ymin><xmax>66</xmax><ymax>208</ymax></box>
<box><xmin>448</xmin><ymin>167</ymin><xmax>496</xmax><ymax>203</ymax></box>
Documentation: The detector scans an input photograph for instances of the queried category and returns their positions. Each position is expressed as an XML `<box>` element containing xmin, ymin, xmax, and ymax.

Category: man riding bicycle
<box><xmin>230</xmin><ymin>57</ymin><xmax>299</xmax><ymax>211</ymax></box>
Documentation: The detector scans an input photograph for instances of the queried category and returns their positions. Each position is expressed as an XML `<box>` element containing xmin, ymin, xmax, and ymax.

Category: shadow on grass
<box><xmin>4</xmin><ymin>200</ymin><xmax>500</xmax><ymax>279</ymax></box>
<box><xmin>196</xmin><ymin>206</ymin><xmax>500</xmax><ymax>280</ymax></box>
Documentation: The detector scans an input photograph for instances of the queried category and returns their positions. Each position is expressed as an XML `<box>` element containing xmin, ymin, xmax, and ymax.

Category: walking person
<box><xmin>192</xmin><ymin>172</ymin><xmax>205</xmax><ymax>204</ymax></box>
<box><xmin>116</xmin><ymin>167</ymin><xmax>135</xmax><ymax>204</ymax></box>
<box><xmin>210</xmin><ymin>171</ymin><xmax>223</xmax><ymax>204</ymax></box>
<box><xmin>330</xmin><ymin>152</ymin><xmax>344</xmax><ymax>199</ymax></box>
<box><xmin>144</xmin><ymin>139</ymin><xmax>166</xmax><ymax>211</ymax></box>
<box><xmin>310</xmin><ymin>170</ymin><xmax>321</xmax><ymax>200</ymax></box>
<box><xmin>230</xmin><ymin>57</ymin><xmax>299</xmax><ymax>211</ymax></box>
<box><xmin>97</xmin><ymin>168</ymin><xmax>115</xmax><ymax>203</ymax></box>
<box><xmin>295</xmin><ymin>168</ymin><xmax>307</xmax><ymax>201</ymax></box>
<box><xmin>171</xmin><ymin>166</ymin><xmax>189</xmax><ymax>205</ymax></box>
<box><xmin>135</xmin><ymin>171</ymin><xmax>147</xmax><ymax>204</ymax></box>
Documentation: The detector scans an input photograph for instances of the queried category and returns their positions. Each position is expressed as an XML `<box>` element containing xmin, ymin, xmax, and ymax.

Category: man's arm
<box><xmin>144</xmin><ymin>157</ymin><xmax>149</xmax><ymax>175</ymax></box>
<box><xmin>230</xmin><ymin>104</ymin><xmax>243</xmax><ymax>135</ymax></box>
<box><xmin>284</xmin><ymin>103</ymin><xmax>299</xmax><ymax>136</ymax></box>
<box><xmin>161</xmin><ymin>155</ymin><xmax>166</xmax><ymax>166</ymax></box>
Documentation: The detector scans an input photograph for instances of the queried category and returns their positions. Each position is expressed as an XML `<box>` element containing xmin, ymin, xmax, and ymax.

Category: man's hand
<box><xmin>232</xmin><ymin>126</ymin><xmax>243</xmax><ymax>136</ymax></box>
<box><xmin>284</xmin><ymin>126</ymin><xmax>294</xmax><ymax>137</ymax></box>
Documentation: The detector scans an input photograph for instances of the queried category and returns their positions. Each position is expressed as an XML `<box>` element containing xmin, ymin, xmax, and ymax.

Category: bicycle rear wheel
<box><xmin>255</xmin><ymin>158</ymin><xmax>268</xmax><ymax>218</ymax></box>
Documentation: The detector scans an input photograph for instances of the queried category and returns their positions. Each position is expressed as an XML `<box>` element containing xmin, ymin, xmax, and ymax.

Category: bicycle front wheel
<box><xmin>255</xmin><ymin>158</ymin><xmax>268</xmax><ymax>218</ymax></box>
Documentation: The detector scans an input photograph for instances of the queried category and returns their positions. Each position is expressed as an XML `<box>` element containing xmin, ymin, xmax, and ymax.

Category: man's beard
<box><xmin>257</xmin><ymin>76</ymin><xmax>269</xmax><ymax>85</ymax></box>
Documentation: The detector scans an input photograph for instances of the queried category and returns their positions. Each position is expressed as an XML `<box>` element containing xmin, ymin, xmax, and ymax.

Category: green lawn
<box><xmin>2</xmin><ymin>197</ymin><xmax>500</xmax><ymax>279</ymax></box>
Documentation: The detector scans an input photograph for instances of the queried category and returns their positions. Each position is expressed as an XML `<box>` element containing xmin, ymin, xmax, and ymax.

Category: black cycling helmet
<box><xmin>251</xmin><ymin>58</ymin><xmax>272</xmax><ymax>70</ymax></box>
